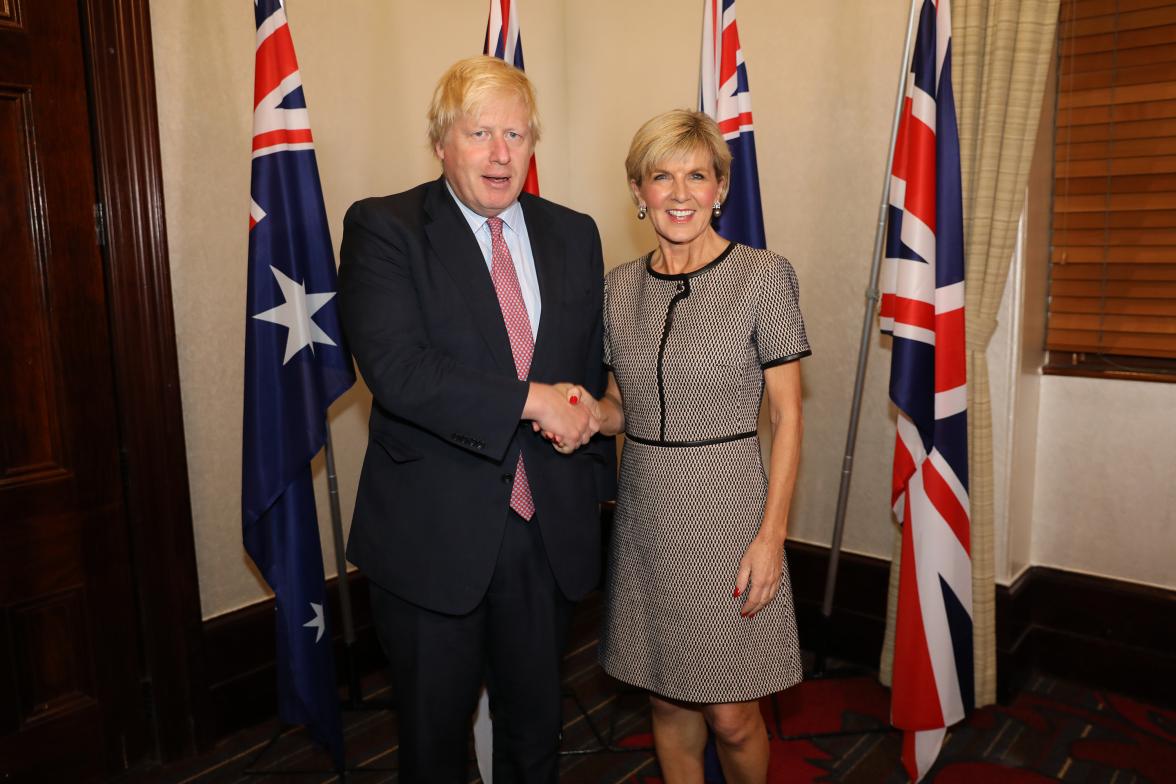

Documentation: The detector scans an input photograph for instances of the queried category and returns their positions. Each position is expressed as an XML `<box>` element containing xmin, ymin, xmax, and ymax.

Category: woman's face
<box><xmin>631</xmin><ymin>147</ymin><xmax>724</xmax><ymax>247</ymax></box>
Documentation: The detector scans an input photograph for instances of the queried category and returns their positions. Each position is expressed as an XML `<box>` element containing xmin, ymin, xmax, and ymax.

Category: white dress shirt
<box><xmin>446</xmin><ymin>182</ymin><xmax>541</xmax><ymax>340</ymax></box>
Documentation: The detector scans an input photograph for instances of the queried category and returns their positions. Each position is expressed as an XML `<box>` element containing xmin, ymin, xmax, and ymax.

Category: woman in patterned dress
<box><xmin>557</xmin><ymin>110</ymin><xmax>810</xmax><ymax>782</ymax></box>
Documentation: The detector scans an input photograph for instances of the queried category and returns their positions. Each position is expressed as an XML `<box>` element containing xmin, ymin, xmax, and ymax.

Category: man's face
<box><xmin>436</xmin><ymin>93</ymin><xmax>534</xmax><ymax>218</ymax></box>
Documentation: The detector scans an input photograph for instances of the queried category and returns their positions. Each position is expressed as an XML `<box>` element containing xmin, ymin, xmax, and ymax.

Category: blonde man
<box><xmin>339</xmin><ymin>56</ymin><xmax>614</xmax><ymax>782</ymax></box>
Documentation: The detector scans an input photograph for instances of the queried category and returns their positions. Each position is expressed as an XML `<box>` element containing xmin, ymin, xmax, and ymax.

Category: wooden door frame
<box><xmin>81</xmin><ymin>0</ymin><xmax>210</xmax><ymax>761</ymax></box>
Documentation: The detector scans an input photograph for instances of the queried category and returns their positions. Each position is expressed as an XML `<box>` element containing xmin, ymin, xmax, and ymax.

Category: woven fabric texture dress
<box><xmin>598</xmin><ymin>241</ymin><xmax>811</xmax><ymax>703</ymax></box>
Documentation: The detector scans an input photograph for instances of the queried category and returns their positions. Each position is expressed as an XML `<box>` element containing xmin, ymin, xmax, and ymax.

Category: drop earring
<box><xmin>637</xmin><ymin>203</ymin><xmax>648</xmax><ymax>220</ymax></box>
<box><xmin>712</xmin><ymin>200</ymin><xmax>722</xmax><ymax>218</ymax></box>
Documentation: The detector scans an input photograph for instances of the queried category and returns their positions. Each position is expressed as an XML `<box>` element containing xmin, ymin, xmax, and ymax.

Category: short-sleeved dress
<box><xmin>598</xmin><ymin>241</ymin><xmax>811</xmax><ymax>704</ymax></box>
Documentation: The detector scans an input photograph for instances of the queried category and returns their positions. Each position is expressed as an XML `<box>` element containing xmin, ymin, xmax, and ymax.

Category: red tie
<box><xmin>487</xmin><ymin>217</ymin><xmax>536</xmax><ymax>520</ymax></box>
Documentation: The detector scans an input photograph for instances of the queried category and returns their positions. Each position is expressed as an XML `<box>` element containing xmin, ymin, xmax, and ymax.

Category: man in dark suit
<box><xmin>338</xmin><ymin>56</ymin><xmax>613</xmax><ymax>783</ymax></box>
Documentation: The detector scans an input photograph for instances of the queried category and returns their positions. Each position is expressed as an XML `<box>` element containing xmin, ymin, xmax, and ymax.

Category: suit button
<box><xmin>502</xmin><ymin>473</ymin><xmax>513</xmax><ymax>484</ymax></box>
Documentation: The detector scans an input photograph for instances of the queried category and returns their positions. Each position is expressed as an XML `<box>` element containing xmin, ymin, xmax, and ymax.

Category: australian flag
<box><xmin>878</xmin><ymin>0</ymin><xmax>972</xmax><ymax>780</ymax></box>
<box><xmin>484</xmin><ymin>0</ymin><xmax>540</xmax><ymax>196</ymax></box>
<box><xmin>243</xmin><ymin>0</ymin><xmax>354</xmax><ymax>767</ymax></box>
<box><xmin>699</xmin><ymin>0</ymin><xmax>765</xmax><ymax>249</ymax></box>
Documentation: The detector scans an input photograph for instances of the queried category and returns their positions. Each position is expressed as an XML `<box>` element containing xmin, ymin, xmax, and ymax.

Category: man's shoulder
<box><xmin>346</xmin><ymin>181</ymin><xmax>434</xmax><ymax>226</ymax></box>
<box><xmin>520</xmin><ymin>192</ymin><xmax>597</xmax><ymax>236</ymax></box>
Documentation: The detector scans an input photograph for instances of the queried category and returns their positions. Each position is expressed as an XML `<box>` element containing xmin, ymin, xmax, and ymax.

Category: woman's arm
<box><xmin>590</xmin><ymin>373</ymin><xmax>625</xmax><ymax>437</ymax></box>
<box><xmin>735</xmin><ymin>360</ymin><xmax>803</xmax><ymax>617</ymax></box>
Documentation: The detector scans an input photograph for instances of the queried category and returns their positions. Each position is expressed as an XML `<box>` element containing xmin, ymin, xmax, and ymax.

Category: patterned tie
<box><xmin>487</xmin><ymin>217</ymin><xmax>536</xmax><ymax>520</ymax></box>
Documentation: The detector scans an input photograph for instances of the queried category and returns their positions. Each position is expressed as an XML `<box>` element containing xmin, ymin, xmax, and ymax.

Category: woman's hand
<box><xmin>564</xmin><ymin>384</ymin><xmax>602</xmax><ymax>426</ymax></box>
<box><xmin>734</xmin><ymin>533</ymin><xmax>785</xmax><ymax>618</ymax></box>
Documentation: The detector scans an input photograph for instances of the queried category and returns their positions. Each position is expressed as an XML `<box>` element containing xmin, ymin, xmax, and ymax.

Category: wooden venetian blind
<box><xmin>1050</xmin><ymin>0</ymin><xmax>1176</xmax><ymax>366</ymax></box>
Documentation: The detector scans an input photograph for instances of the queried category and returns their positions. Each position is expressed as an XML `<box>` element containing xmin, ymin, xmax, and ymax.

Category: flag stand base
<box><xmin>767</xmin><ymin>697</ymin><xmax>899</xmax><ymax>743</ymax></box>
<box><xmin>240</xmin><ymin>725</ymin><xmax>362</xmax><ymax>780</ymax></box>
<box><xmin>557</xmin><ymin>685</ymin><xmax>654</xmax><ymax>756</ymax></box>
<box><xmin>807</xmin><ymin>614</ymin><xmax>879</xmax><ymax>681</ymax></box>
<box><xmin>239</xmin><ymin>708</ymin><xmax>403</xmax><ymax>779</ymax></box>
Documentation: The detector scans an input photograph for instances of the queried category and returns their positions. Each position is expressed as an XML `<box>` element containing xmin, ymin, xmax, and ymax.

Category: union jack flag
<box><xmin>243</xmin><ymin>0</ymin><xmax>353</xmax><ymax>766</ymax></box>
<box><xmin>699</xmin><ymin>0</ymin><xmax>765</xmax><ymax>248</ymax></box>
<box><xmin>879</xmin><ymin>0</ymin><xmax>972</xmax><ymax>780</ymax></box>
<box><xmin>484</xmin><ymin>0</ymin><xmax>540</xmax><ymax>196</ymax></box>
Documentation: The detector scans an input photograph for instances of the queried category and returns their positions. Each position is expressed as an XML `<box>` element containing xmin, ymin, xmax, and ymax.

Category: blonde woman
<box><xmin>564</xmin><ymin>110</ymin><xmax>809</xmax><ymax>782</ymax></box>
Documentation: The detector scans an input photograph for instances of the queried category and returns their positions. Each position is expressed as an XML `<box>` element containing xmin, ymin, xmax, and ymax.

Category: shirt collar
<box><xmin>445</xmin><ymin>180</ymin><xmax>523</xmax><ymax>235</ymax></box>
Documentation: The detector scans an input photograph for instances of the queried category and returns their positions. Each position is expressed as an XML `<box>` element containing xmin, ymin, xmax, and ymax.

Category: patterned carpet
<box><xmin>129</xmin><ymin>595</ymin><xmax>1175</xmax><ymax>783</ymax></box>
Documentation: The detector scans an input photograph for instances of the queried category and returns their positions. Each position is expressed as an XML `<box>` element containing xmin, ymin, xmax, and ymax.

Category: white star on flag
<box><xmin>303</xmin><ymin>601</ymin><xmax>325</xmax><ymax>643</ymax></box>
<box><xmin>252</xmin><ymin>265</ymin><xmax>338</xmax><ymax>364</ymax></box>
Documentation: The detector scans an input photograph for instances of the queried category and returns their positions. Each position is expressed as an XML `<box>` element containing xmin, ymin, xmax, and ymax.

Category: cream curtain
<box><xmin>879</xmin><ymin>0</ymin><xmax>1060</xmax><ymax>709</ymax></box>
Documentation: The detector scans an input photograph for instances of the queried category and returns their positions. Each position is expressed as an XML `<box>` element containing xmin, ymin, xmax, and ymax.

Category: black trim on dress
<box><xmin>656</xmin><ymin>281</ymin><xmax>691</xmax><ymax>442</ymax></box>
<box><xmin>645</xmin><ymin>240</ymin><xmax>737</xmax><ymax>280</ymax></box>
<box><xmin>624</xmin><ymin>430</ymin><xmax>758</xmax><ymax>448</ymax></box>
<box><xmin>761</xmin><ymin>349</ymin><xmax>813</xmax><ymax>369</ymax></box>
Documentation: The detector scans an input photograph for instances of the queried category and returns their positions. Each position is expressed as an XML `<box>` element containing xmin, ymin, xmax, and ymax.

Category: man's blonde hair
<box><xmin>427</xmin><ymin>56</ymin><xmax>541</xmax><ymax>149</ymax></box>
<box><xmin>624</xmin><ymin>110</ymin><xmax>732</xmax><ymax>201</ymax></box>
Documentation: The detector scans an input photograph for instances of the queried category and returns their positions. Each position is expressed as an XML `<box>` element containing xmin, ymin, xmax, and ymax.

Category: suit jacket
<box><xmin>339</xmin><ymin>177</ymin><xmax>615</xmax><ymax>615</ymax></box>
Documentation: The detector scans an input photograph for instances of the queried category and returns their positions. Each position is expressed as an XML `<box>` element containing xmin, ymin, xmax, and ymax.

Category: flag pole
<box><xmin>323</xmin><ymin>422</ymin><xmax>360</xmax><ymax>705</ymax></box>
<box><xmin>814</xmin><ymin>0</ymin><xmax>920</xmax><ymax>676</ymax></box>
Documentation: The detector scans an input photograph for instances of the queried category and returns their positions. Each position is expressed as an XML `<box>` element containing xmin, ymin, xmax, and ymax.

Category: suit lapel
<box><xmin>521</xmin><ymin>193</ymin><xmax>565</xmax><ymax>381</ymax></box>
<box><xmin>422</xmin><ymin>178</ymin><xmax>515</xmax><ymax>375</ymax></box>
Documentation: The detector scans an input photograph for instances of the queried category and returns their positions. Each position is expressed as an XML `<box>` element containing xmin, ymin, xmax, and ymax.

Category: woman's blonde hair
<box><xmin>427</xmin><ymin>56</ymin><xmax>541</xmax><ymax>149</ymax></box>
<box><xmin>624</xmin><ymin>110</ymin><xmax>732</xmax><ymax>200</ymax></box>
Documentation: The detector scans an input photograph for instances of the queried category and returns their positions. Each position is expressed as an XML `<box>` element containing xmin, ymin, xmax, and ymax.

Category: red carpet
<box><xmin>607</xmin><ymin>674</ymin><xmax>1176</xmax><ymax>783</ymax></box>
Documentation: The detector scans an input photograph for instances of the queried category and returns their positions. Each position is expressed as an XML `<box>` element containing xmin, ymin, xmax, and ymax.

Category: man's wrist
<box><xmin>522</xmin><ymin>381</ymin><xmax>550</xmax><ymax>422</ymax></box>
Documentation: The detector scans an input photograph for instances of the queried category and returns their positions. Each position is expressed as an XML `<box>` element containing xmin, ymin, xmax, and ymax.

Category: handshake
<box><xmin>528</xmin><ymin>382</ymin><xmax>603</xmax><ymax>455</ymax></box>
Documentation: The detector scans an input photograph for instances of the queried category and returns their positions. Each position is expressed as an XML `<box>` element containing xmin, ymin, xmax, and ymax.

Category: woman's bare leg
<box><xmin>649</xmin><ymin>694</ymin><xmax>708</xmax><ymax>783</ymax></box>
<box><xmin>703</xmin><ymin>700</ymin><xmax>770</xmax><ymax>784</ymax></box>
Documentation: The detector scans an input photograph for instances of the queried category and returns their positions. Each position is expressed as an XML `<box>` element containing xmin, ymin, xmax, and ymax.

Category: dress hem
<box><xmin>599</xmin><ymin>658</ymin><xmax>803</xmax><ymax>705</ymax></box>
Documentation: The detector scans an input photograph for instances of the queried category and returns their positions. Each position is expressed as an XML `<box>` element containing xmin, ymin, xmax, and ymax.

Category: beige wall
<box><xmin>1030</xmin><ymin>376</ymin><xmax>1176</xmax><ymax>589</ymax></box>
<box><xmin>151</xmin><ymin>1</ymin><xmax>1173</xmax><ymax>620</ymax></box>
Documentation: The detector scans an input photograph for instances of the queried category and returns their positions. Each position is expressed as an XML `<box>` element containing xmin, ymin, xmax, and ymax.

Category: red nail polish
<box><xmin>733</xmin><ymin>587</ymin><xmax>741</xmax><ymax>598</ymax></box>
<box><xmin>570</xmin><ymin>395</ymin><xmax>579</xmax><ymax>405</ymax></box>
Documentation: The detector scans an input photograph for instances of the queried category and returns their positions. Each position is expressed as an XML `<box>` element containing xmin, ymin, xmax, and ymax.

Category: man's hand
<box><xmin>522</xmin><ymin>382</ymin><xmax>599</xmax><ymax>450</ymax></box>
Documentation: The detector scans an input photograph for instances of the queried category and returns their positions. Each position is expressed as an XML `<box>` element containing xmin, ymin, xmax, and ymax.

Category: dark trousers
<box><xmin>370</xmin><ymin>512</ymin><xmax>573</xmax><ymax>784</ymax></box>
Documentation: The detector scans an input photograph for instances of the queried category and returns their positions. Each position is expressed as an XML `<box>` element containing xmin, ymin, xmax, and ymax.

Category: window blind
<box><xmin>1050</xmin><ymin>0</ymin><xmax>1176</xmax><ymax>368</ymax></box>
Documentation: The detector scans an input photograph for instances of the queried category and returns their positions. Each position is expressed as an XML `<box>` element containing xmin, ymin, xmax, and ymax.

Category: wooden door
<box><xmin>0</xmin><ymin>0</ymin><xmax>146</xmax><ymax>779</ymax></box>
